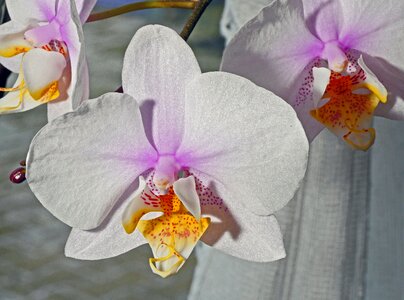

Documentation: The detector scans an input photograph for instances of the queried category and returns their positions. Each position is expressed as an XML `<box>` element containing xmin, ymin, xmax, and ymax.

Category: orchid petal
<box><xmin>191</xmin><ymin>173</ymin><xmax>285</xmax><ymax>262</ymax></box>
<box><xmin>369</xmin><ymin>57</ymin><xmax>404</xmax><ymax>120</ymax></box>
<box><xmin>122</xmin><ymin>25</ymin><xmax>201</xmax><ymax>153</ymax></box>
<box><xmin>336</xmin><ymin>0</ymin><xmax>404</xmax><ymax>118</ymax></box>
<box><xmin>65</xmin><ymin>186</ymin><xmax>147</xmax><ymax>260</ymax></box>
<box><xmin>122</xmin><ymin>176</ymin><xmax>164</xmax><ymax>234</ymax></box>
<box><xmin>173</xmin><ymin>176</ymin><xmax>201</xmax><ymax>221</ymax></box>
<box><xmin>0</xmin><ymin>54</ymin><xmax>23</xmax><ymax>73</ymax></box>
<box><xmin>0</xmin><ymin>22</ymin><xmax>32</xmax><ymax>58</ymax></box>
<box><xmin>177</xmin><ymin>72</ymin><xmax>308</xmax><ymax>216</ymax></box>
<box><xmin>220</xmin><ymin>0</ymin><xmax>277</xmax><ymax>41</ymax></box>
<box><xmin>23</xmin><ymin>48</ymin><xmax>66</xmax><ymax>100</ymax></box>
<box><xmin>302</xmin><ymin>0</ymin><xmax>343</xmax><ymax>42</ymax></box>
<box><xmin>357</xmin><ymin>56</ymin><xmax>387</xmax><ymax>103</ymax></box>
<box><xmin>203</xmin><ymin>208</ymin><xmax>285</xmax><ymax>263</ymax></box>
<box><xmin>48</xmin><ymin>5</ymin><xmax>87</xmax><ymax>121</ymax></box>
<box><xmin>6</xmin><ymin>0</ymin><xmax>57</xmax><ymax>24</ymax></box>
<box><xmin>338</xmin><ymin>0</ymin><xmax>404</xmax><ymax>68</ymax></box>
<box><xmin>24</xmin><ymin>21</ymin><xmax>61</xmax><ymax>47</ymax></box>
<box><xmin>221</xmin><ymin>2</ymin><xmax>322</xmax><ymax>109</ymax></box>
<box><xmin>312</xmin><ymin>67</ymin><xmax>331</xmax><ymax>109</ymax></box>
<box><xmin>27</xmin><ymin>93</ymin><xmax>158</xmax><ymax>230</ymax></box>
<box><xmin>75</xmin><ymin>0</ymin><xmax>97</xmax><ymax>23</ymax></box>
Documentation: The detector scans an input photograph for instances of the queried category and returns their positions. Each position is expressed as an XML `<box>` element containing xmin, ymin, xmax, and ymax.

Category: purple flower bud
<box><xmin>9</xmin><ymin>167</ymin><xmax>26</xmax><ymax>184</ymax></box>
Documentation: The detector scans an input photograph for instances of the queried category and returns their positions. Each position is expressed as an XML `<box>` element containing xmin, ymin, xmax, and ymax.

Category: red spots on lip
<box><xmin>312</xmin><ymin>71</ymin><xmax>376</xmax><ymax>130</ymax></box>
<box><xmin>190</xmin><ymin>172</ymin><xmax>228</xmax><ymax>212</ymax></box>
<box><xmin>41</xmin><ymin>40</ymin><xmax>68</xmax><ymax>57</ymax></box>
<box><xmin>294</xmin><ymin>58</ymin><xmax>324</xmax><ymax>108</ymax></box>
<box><xmin>310</xmin><ymin>66</ymin><xmax>380</xmax><ymax>150</ymax></box>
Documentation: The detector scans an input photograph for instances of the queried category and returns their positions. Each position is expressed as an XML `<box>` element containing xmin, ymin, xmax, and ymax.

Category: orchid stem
<box><xmin>180</xmin><ymin>0</ymin><xmax>212</xmax><ymax>41</ymax></box>
<box><xmin>87</xmin><ymin>1</ymin><xmax>196</xmax><ymax>23</ymax></box>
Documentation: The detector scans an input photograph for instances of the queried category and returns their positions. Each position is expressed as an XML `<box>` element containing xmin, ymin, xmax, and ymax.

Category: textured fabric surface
<box><xmin>366</xmin><ymin>118</ymin><xmax>404</xmax><ymax>300</ymax></box>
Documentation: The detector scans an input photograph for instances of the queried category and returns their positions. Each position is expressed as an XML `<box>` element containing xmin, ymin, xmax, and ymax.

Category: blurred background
<box><xmin>0</xmin><ymin>1</ymin><xmax>224</xmax><ymax>299</ymax></box>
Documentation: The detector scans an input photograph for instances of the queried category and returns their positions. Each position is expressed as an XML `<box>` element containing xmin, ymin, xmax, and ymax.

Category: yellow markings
<box><xmin>353</xmin><ymin>82</ymin><xmax>387</xmax><ymax>103</ymax></box>
<box><xmin>123</xmin><ymin>209</ymin><xmax>149</xmax><ymax>234</ymax></box>
<box><xmin>311</xmin><ymin>71</ymin><xmax>384</xmax><ymax>151</ymax></box>
<box><xmin>138</xmin><ymin>214</ymin><xmax>210</xmax><ymax>277</ymax></box>
<box><xmin>123</xmin><ymin>186</ymin><xmax>209</xmax><ymax>277</ymax></box>
<box><xmin>343</xmin><ymin>127</ymin><xmax>376</xmax><ymax>151</ymax></box>
<box><xmin>148</xmin><ymin>243</ymin><xmax>185</xmax><ymax>278</ymax></box>
<box><xmin>0</xmin><ymin>80</ymin><xmax>26</xmax><ymax>112</ymax></box>
<box><xmin>30</xmin><ymin>81</ymin><xmax>60</xmax><ymax>102</ymax></box>
<box><xmin>0</xmin><ymin>46</ymin><xmax>31</xmax><ymax>58</ymax></box>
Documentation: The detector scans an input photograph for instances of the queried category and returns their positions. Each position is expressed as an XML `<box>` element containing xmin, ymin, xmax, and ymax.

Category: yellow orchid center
<box><xmin>122</xmin><ymin>179</ymin><xmax>210</xmax><ymax>278</ymax></box>
<box><xmin>310</xmin><ymin>57</ymin><xmax>387</xmax><ymax>151</ymax></box>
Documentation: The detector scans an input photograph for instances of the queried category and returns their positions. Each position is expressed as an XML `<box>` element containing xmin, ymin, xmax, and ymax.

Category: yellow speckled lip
<box><xmin>122</xmin><ymin>187</ymin><xmax>210</xmax><ymax>278</ymax></box>
<box><xmin>311</xmin><ymin>71</ymin><xmax>385</xmax><ymax>151</ymax></box>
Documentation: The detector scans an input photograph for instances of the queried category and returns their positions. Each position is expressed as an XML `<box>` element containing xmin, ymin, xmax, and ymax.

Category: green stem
<box><xmin>87</xmin><ymin>1</ymin><xmax>196</xmax><ymax>22</ymax></box>
<box><xmin>180</xmin><ymin>0</ymin><xmax>212</xmax><ymax>41</ymax></box>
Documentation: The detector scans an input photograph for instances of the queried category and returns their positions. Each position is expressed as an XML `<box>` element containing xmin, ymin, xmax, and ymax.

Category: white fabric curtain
<box><xmin>189</xmin><ymin>1</ymin><xmax>403</xmax><ymax>299</ymax></box>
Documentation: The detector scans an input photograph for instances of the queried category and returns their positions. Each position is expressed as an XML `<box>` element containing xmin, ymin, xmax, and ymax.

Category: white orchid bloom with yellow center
<box><xmin>0</xmin><ymin>0</ymin><xmax>96</xmax><ymax>120</ymax></box>
<box><xmin>221</xmin><ymin>0</ymin><xmax>404</xmax><ymax>151</ymax></box>
<box><xmin>26</xmin><ymin>25</ymin><xmax>309</xmax><ymax>277</ymax></box>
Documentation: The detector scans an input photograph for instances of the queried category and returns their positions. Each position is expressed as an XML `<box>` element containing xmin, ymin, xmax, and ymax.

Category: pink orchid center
<box><xmin>153</xmin><ymin>155</ymin><xmax>181</xmax><ymax>192</ymax></box>
<box><xmin>321</xmin><ymin>41</ymin><xmax>347</xmax><ymax>73</ymax></box>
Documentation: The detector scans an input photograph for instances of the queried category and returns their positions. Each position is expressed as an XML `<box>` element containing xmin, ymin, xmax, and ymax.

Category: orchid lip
<box><xmin>310</xmin><ymin>56</ymin><xmax>387</xmax><ymax>151</ymax></box>
<box><xmin>121</xmin><ymin>176</ymin><xmax>210</xmax><ymax>278</ymax></box>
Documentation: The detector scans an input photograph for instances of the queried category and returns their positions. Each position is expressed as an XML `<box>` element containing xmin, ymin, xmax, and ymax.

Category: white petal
<box><xmin>122</xmin><ymin>25</ymin><xmax>201</xmax><ymax>153</ymax></box>
<box><xmin>221</xmin><ymin>2</ymin><xmax>322</xmax><ymax>108</ymax></box>
<box><xmin>74</xmin><ymin>0</ymin><xmax>97</xmax><ymax>23</ymax></box>
<box><xmin>173</xmin><ymin>176</ymin><xmax>201</xmax><ymax>220</ymax></box>
<box><xmin>65</xmin><ymin>182</ymin><xmax>147</xmax><ymax>260</ymax></box>
<box><xmin>176</xmin><ymin>72</ymin><xmax>309</xmax><ymax>216</ymax></box>
<box><xmin>302</xmin><ymin>0</ymin><xmax>343</xmax><ymax>42</ymax></box>
<box><xmin>6</xmin><ymin>0</ymin><xmax>57</xmax><ymax>24</ymax></box>
<box><xmin>191</xmin><ymin>172</ymin><xmax>285</xmax><ymax>262</ymax></box>
<box><xmin>48</xmin><ymin>11</ymin><xmax>87</xmax><ymax>121</ymax></box>
<box><xmin>339</xmin><ymin>0</ymin><xmax>404</xmax><ymax>71</ymax></box>
<box><xmin>0</xmin><ymin>55</ymin><xmax>22</xmax><ymax>73</ymax></box>
<box><xmin>23</xmin><ymin>48</ymin><xmax>66</xmax><ymax>100</ymax></box>
<box><xmin>203</xmin><ymin>209</ymin><xmax>285</xmax><ymax>263</ymax></box>
<box><xmin>357</xmin><ymin>55</ymin><xmax>387</xmax><ymax>103</ymax></box>
<box><xmin>312</xmin><ymin>67</ymin><xmax>331</xmax><ymax>108</ymax></box>
<box><xmin>121</xmin><ymin>176</ymin><xmax>164</xmax><ymax>234</ymax></box>
<box><xmin>24</xmin><ymin>21</ymin><xmax>61</xmax><ymax>47</ymax></box>
<box><xmin>336</xmin><ymin>1</ymin><xmax>404</xmax><ymax>119</ymax></box>
<box><xmin>220</xmin><ymin>0</ymin><xmax>275</xmax><ymax>41</ymax></box>
<box><xmin>354</xmin><ymin>54</ymin><xmax>404</xmax><ymax>120</ymax></box>
<box><xmin>26</xmin><ymin>93</ymin><xmax>158</xmax><ymax>230</ymax></box>
<box><xmin>0</xmin><ymin>21</ymin><xmax>32</xmax><ymax>58</ymax></box>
